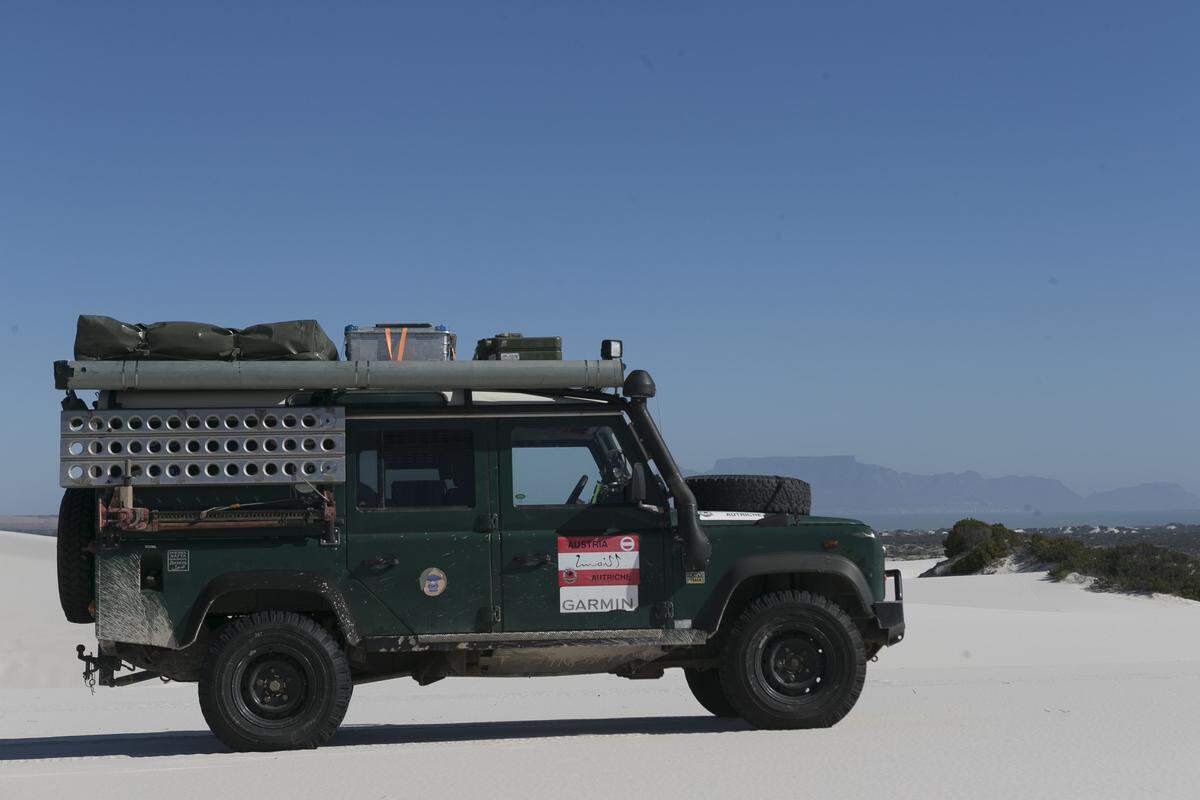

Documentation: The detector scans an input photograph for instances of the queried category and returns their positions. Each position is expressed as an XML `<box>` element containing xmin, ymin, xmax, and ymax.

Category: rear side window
<box><xmin>354</xmin><ymin>428</ymin><xmax>475</xmax><ymax>509</ymax></box>
<box><xmin>356</xmin><ymin>448</ymin><xmax>380</xmax><ymax>509</ymax></box>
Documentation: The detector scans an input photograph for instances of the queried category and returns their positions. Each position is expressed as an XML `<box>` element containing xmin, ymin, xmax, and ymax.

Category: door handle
<box><xmin>360</xmin><ymin>554</ymin><xmax>400</xmax><ymax>568</ymax></box>
<box><xmin>512</xmin><ymin>553</ymin><xmax>552</xmax><ymax>568</ymax></box>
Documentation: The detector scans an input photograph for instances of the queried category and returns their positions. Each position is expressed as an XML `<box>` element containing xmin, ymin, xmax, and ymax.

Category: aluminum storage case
<box><xmin>344</xmin><ymin>323</ymin><xmax>456</xmax><ymax>361</ymax></box>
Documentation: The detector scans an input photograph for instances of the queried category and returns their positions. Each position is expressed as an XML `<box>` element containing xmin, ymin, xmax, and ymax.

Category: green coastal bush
<box><xmin>1028</xmin><ymin>536</ymin><xmax>1200</xmax><ymax>601</ymax></box>
<box><xmin>944</xmin><ymin>518</ymin><xmax>993</xmax><ymax>557</ymax></box>
<box><xmin>941</xmin><ymin>521</ymin><xmax>1200</xmax><ymax>601</ymax></box>
<box><xmin>945</xmin><ymin>520</ymin><xmax>1023</xmax><ymax>575</ymax></box>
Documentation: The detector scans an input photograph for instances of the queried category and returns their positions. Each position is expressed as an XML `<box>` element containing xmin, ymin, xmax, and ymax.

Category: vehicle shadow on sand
<box><xmin>0</xmin><ymin>715</ymin><xmax>750</xmax><ymax>761</ymax></box>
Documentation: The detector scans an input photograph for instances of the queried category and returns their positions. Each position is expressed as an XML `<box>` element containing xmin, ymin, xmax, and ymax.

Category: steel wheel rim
<box><xmin>232</xmin><ymin>646</ymin><xmax>314</xmax><ymax>726</ymax></box>
<box><xmin>753</xmin><ymin>623</ymin><xmax>838</xmax><ymax>703</ymax></box>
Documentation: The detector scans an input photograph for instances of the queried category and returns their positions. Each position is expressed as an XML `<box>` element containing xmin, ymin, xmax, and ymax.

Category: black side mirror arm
<box><xmin>630</xmin><ymin>463</ymin><xmax>647</xmax><ymax>504</ymax></box>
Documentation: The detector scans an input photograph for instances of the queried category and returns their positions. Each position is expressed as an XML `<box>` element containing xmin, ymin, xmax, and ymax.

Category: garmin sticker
<box><xmin>558</xmin><ymin>534</ymin><xmax>639</xmax><ymax>613</ymax></box>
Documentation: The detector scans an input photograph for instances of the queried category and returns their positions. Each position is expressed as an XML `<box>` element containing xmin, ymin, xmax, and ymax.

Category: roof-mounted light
<box><xmin>601</xmin><ymin>339</ymin><xmax>623</xmax><ymax>360</ymax></box>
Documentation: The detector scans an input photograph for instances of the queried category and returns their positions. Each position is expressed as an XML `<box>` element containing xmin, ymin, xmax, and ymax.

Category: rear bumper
<box><xmin>865</xmin><ymin>568</ymin><xmax>905</xmax><ymax>645</ymax></box>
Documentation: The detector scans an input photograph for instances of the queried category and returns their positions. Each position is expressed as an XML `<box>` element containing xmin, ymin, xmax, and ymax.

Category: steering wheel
<box><xmin>566</xmin><ymin>474</ymin><xmax>589</xmax><ymax>505</ymax></box>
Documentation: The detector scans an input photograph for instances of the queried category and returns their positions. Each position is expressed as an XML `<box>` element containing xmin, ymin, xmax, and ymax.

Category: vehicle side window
<box><xmin>356</xmin><ymin>447</ymin><xmax>380</xmax><ymax>509</ymax></box>
<box><xmin>511</xmin><ymin>424</ymin><xmax>632</xmax><ymax>507</ymax></box>
<box><xmin>354</xmin><ymin>428</ymin><xmax>475</xmax><ymax>509</ymax></box>
<box><xmin>383</xmin><ymin>429</ymin><xmax>475</xmax><ymax>509</ymax></box>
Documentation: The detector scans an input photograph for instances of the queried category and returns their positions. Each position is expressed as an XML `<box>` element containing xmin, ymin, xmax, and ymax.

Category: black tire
<box><xmin>686</xmin><ymin>474</ymin><xmax>812</xmax><ymax>516</ymax></box>
<box><xmin>198</xmin><ymin>611</ymin><xmax>352</xmax><ymax>752</ymax></box>
<box><xmin>683</xmin><ymin>668</ymin><xmax>738</xmax><ymax>718</ymax></box>
<box><xmin>56</xmin><ymin>489</ymin><xmax>96</xmax><ymax>624</ymax></box>
<box><xmin>719</xmin><ymin>591</ymin><xmax>865</xmax><ymax>729</ymax></box>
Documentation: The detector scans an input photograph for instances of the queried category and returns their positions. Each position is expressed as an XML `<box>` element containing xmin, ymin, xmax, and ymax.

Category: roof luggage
<box><xmin>74</xmin><ymin>316</ymin><xmax>339</xmax><ymax>362</ymax></box>
<box><xmin>474</xmin><ymin>332</ymin><xmax>562</xmax><ymax>361</ymax></box>
<box><xmin>343</xmin><ymin>323</ymin><xmax>456</xmax><ymax>361</ymax></box>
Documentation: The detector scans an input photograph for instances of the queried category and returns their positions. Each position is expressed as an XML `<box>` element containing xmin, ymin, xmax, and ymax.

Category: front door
<box><xmin>346</xmin><ymin>419</ymin><xmax>495</xmax><ymax>634</ymax></box>
<box><xmin>497</xmin><ymin>415</ymin><xmax>670</xmax><ymax>632</ymax></box>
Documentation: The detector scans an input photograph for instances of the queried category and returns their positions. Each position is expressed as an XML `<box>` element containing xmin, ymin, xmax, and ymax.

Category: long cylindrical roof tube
<box><xmin>55</xmin><ymin>359</ymin><xmax>626</xmax><ymax>392</ymax></box>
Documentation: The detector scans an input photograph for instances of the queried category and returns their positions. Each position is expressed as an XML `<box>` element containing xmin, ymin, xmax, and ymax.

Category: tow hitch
<box><xmin>76</xmin><ymin>645</ymin><xmax>164</xmax><ymax>692</ymax></box>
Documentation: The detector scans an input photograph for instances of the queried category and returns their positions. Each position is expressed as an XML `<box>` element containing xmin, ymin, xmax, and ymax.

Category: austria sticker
<box><xmin>558</xmin><ymin>534</ymin><xmax>639</xmax><ymax>613</ymax></box>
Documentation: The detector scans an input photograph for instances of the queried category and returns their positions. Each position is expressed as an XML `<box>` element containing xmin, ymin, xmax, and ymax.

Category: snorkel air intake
<box><xmin>622</xmin><ymin>370</ymin><xmax>711</xmax><ymax>572</ymax></box>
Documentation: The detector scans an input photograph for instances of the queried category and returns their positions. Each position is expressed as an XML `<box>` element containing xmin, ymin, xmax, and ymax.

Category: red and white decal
<box><xmin>557</xmin><ymin>535</ymin><xmax>639</xmax><ymax>613</ymax></box>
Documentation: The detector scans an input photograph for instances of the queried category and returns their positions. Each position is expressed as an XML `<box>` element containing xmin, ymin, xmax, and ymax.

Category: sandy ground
<box><xmin>2</xmin><ymin>535</ymin><xmax>1198</xmax><ymax>799</ymax></box>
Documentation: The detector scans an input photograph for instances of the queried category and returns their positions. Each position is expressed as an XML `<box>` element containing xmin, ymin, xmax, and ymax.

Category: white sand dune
<box><xmin>0</xmin><ymin>533</ymin><xmax>89</xmax><ymax>689</ymax></box>
<box><xmin>1</xmin><ymin>533</ymin><xmax>1197</xmax><ymax>799</ymax></box>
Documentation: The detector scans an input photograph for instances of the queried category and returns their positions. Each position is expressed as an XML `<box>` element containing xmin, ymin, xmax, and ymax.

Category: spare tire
<box><xmin>685</xmin><ymin>474</ymin><xmax>811</xmax><ymax>517</ymax></box>
<box><xmin>57</xmin><ymin>489</ymin><xmax>96</xmax><ymax>623</ymax></box>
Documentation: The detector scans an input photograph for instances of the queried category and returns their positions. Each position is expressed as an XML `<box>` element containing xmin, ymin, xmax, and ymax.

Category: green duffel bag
<box><xmin>237</xmin><ymin>320</ymin><xmax>339</xmax><ymax>361</ymax></box>
<box><xmin>74</xmin><ymin>316</ymin><xmax>338</xmax><ymax>361</ymax></box>
<box><xmin>143</xmin><ymin>321</ymin><xmax>238</xmax><ymax>360</ymax></box>
<box><xmin>73</xmin><ymin>315</ymin><xmax>147</xmax><ymax>360</ymax></box>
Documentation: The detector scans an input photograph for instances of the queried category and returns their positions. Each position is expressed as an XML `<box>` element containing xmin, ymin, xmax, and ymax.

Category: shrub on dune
<box><xmin>940</xmin><ymin>522</ymin><xmax>1200</xmax><ymax>601</ymax></box>
<box><xmin>944</xmin><ymin>519</ymin><xmax>993</xmax><ymax>558</ymax></box>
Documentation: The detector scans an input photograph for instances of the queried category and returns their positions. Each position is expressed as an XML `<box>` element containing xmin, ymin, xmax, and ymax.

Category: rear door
<box><xmin>346</xmin><ymin>419</ymin><xmax>496</xmax><ymax>634</ymax></box>
<box><xmin>496</xmin><ymin>414</ymin><xmax>670</xmax><ymax>632</ymax></box>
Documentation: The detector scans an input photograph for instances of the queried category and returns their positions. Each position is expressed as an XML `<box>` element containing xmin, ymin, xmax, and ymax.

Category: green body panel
<box><xmin>666</xmin><ymin>517</ymin><xmax>884</xmax><ymax>625</ymax></box>
<box><xmin>344</xmin><ymin>419</ymin><xmax>496</xmax><ymax>634</ymax></box>
<box><xmin>91</xmin><ymin>408</ymin><xmax>885</xmax><ymax>651</ymax></box>
<box><xmin>93</xmin><ymin>483</ymin><xmax>400</xmax><ymax>648</ymax></box>
<box><xmin>495</xmin><ymin>414</ymin><xmax>670</xmax><ymax>630</ymax></box>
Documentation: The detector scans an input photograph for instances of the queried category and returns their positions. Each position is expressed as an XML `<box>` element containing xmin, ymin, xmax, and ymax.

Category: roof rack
<box><xmin>55</xmin><ymin>358</ymin><xmax>626</xmax><ymax>393</ymax></box>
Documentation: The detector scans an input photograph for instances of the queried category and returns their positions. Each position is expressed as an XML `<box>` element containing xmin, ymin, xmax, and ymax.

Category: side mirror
<box><xmin>629</xmin><ymin>463</ymin><xmax>647</xmax><ymax>504</ymax></box>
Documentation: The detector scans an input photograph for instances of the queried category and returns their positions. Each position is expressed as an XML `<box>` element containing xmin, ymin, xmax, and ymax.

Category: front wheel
<box><xmin>720</xmin><ymin>591</ymin><xmax>865</xmax><ymax>729</ymax></box>
<box><xmin>198</xmin><ymin>611</ymin><xmax>352</xmax><ymax>751</ymax></box>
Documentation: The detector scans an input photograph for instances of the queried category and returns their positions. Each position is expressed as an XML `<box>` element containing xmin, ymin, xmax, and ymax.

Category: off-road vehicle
<box><xmin>54</xmin><ymin>319</ymin><xmax>903</xmax><ymax>751</ymax></box>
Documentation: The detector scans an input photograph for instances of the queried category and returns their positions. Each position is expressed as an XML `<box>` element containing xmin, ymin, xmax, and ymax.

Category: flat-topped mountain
<box><xmin>702</xmin><ymin>456</ymin><xmax>1199</xmax><ymax>515</ymax></box>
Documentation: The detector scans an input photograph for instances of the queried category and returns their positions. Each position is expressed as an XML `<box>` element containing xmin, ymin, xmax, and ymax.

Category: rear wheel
<box><xmin>683</xmin><ymin>668</ymin><xmax>738</xmax><ymax>718</ymax></box>
<box><xmin>198</xmin><ymin>611</ymin><xmax>352</xmax><ymax>751</ymax></box>
<box><xmin>720</xmin><ymin>591</ymin><xmax>865</xmax><ymax>729</ymax></box>
<box><xmin>56</xmin><ymin>489</ymin><xmax>96</xmax><ymax>623</ymax></box>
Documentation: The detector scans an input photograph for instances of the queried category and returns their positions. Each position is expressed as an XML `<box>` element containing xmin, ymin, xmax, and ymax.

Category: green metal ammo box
<box><xmin>473</xmin><ymin>332</ymin><xmax>562</xmax><ymax>361</ymax></box>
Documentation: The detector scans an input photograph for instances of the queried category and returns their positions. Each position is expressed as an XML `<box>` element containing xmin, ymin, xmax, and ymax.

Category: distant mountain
<box><xmin>703</xmin><ymin>456</ymin><xmax>1200</xmax><ymax>515</ymax></box>
<box><xmin>1085</xmin><ymin>483</ymin><xmax>1200</xmax><ymax>512</ymax></box>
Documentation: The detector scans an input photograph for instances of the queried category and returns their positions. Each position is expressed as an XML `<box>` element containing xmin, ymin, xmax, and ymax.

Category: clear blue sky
<box><xmin>2</xmin><ymin>2</ymin><xmax>1197</xmax><ymax>514</ymax></box>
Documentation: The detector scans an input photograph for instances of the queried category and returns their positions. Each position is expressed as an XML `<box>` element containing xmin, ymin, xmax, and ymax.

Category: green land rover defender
<box><xmin>54</xmin><ymin>321</ymin><xmax>904</xmax><ymax>751</ymax></box>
